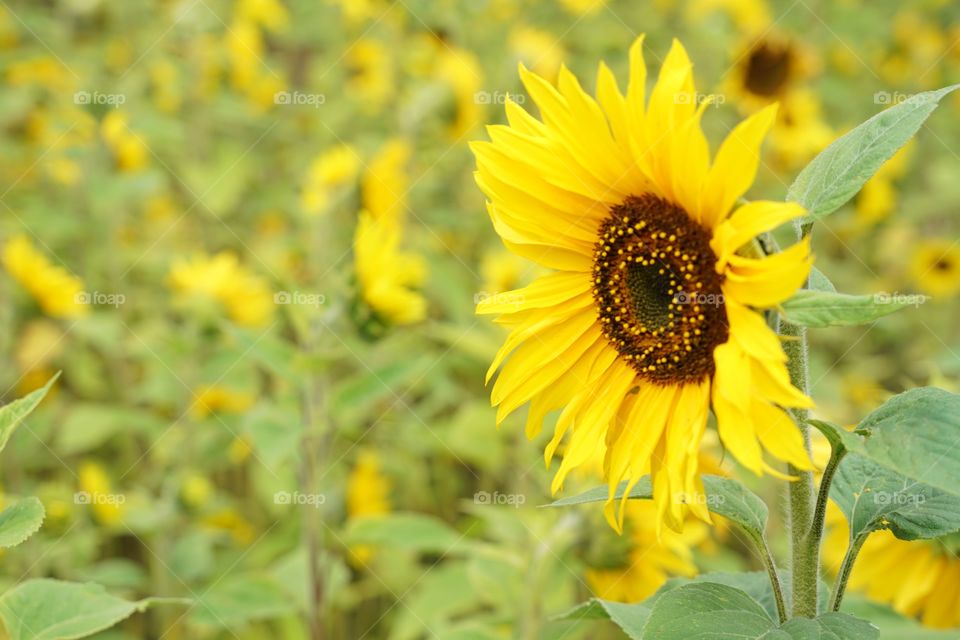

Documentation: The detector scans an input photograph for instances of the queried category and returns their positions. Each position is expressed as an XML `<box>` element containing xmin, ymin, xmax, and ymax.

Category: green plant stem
<box><xmin>751</xmin><ymin>532</ymin><xmax>787</xmax><ymax>624</ymax></box>
<box><xmin>809</xmin><ymin>444</ymin><xmax>845</xmax><ymax>560</ymax></box>
<box><xmin>828</xmin><ymin>533</ymin><xmax>868</xmax><ymax>612</ymax></box>
<box><xmin>780</xmin><ymin>319</ymin><xmax>819</xmax><ymax>618</ymax></box>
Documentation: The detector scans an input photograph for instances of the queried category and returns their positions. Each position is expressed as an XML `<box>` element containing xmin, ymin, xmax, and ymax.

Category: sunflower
<box><xmin>726</xmin><ymin>31</ymin><xmax>816</xmax><ymax>114</ymax></box>
<box><xmin>909</xmin><ymin>239</ymin><xmax>960</xmax><ymax>298</ymax></box>
<box><xmin>3</xmin><ymin>234</ymin><xmax>88</xmax><ymax>318</ymax></box>
<box><xmin>167</xmin><ymin>251</ymin><xmax>274</xmax><ymax>327</ymax></box>
<box><xmin>346</xmin><ymin>451</ymin><xmax>392</xmax><ymax>566</ymax></box>
<box><xmin>824</xmin><ymin>506</ymin><xmax>960</xmax><ymax>629</ymax></box>
<box><xmin>472</xmin><ymin>36</ymin><xmax>813</xmax><ymax>533</ymax></box>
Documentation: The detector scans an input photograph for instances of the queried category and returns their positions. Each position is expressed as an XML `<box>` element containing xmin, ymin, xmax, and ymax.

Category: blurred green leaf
<box><xmin>0</xmin><ymin>374</ymin><xmax>59</xmax><ymax>456</ymax></box>
<box><xmin>192</xmin><ymin>575</ymin><xmax>295</xmax><ymax>627</ymax></box>
<box><xmin>344</xmin><ymin>513</ymin><xmax>466</xmax><ymax>554</ymax></box>
<box><xmin>0</xmin><ymin>497</ymin><xmax>44</xmax><ymax>548</ymax></box>
<box><xmin>788</xmin><ymin>84</ymin><xmax>960</xmax><ymax>221</ymax></box>
<box><xmin>779</xmin><ymin>290</ymin><xmax>917</xmax><ymax>328</ymax></box>
<box><xmin>555</xmin><ymin>599</ymin><xmax>650</xmax><ymax>639</ymax></box>
<box><xmin>841</xmin><ymin>597</ymin><xmax>960</xmax><ymax>639</ymax></box>
<box><xmin>0</xmin><ymin>579</ymin><xmax>186</xmax><ymax>640</ymax></box>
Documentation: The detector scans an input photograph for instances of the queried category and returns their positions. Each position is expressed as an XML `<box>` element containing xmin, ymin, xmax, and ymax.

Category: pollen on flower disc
<box><xmin>592</xmin><ymin>194</ymin><xmax>729</xmax><ymax>385</ymax></box>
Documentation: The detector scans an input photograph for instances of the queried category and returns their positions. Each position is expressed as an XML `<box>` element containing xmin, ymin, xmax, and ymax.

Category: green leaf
<box><xmin>0</xmin><ymin>497</ymin><xmax>45</xmax><ymax>548</ymax></box>
<box><xmin>555</xmin><ymin>599</ymin><xmax>651</xmax><ymax>639</ymax></box>
<box><xmin>191</xmin><ymin>575</ymin><xmax>295</xmax><ymax>627</ymax></box>
<box><xmin>779</xmin><ymin>290</ymin><xmax>918</xmax><ymax>328</ymax></box>
<box><xmin>807</xmin><ymin>267</ymin><xmax>836</xmax><ymax>293</ymax></box>
<box><xmin>0</xmin><ymin>579</ymin><xmax>186</xmax><ymax>640</ymax></box>
<box><xmin>0</xmin><ymin>374</ymin><xmax>59</xmax><ymax>455</ymax></box>
<box><xmin>811</xmin><ymin>388</ymin><xmax>960</xmax><ymax>499</ymax></box>
<box><xmin>548</xmin><ymin>475</ymin><xmax>767</xmax><ymax>539</ymax></box>
<box><xmin>787</xmin><ymin>84</ymin><xmax>960</xmax><ymax>221</ymax></box>
<box><xmin>831</xmin><ymin>453</ymin><xmax>960</xmax><ymax>541</ymax></box>
<box><xmin>642</xmin><ymin>582</ymin><xmax>775</xmax><ymax>638</ymax></box>
<box><xmin>344</xmin><ymin>513</ymin><xmax>466</xmax><ymax>554</ymax></box>
<box><xmin>842</xmin><ymin>597</ymin><xmax>960</xmax><ymax>639</ymax></box>
<box><xmin>778</xmin><ymin>613</ymin><xmax>878</xmax><ymax>639</ymax></box>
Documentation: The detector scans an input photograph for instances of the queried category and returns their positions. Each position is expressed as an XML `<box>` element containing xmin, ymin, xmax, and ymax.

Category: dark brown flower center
<box><xmin>592</xmin><ymin>194</ymin><xmax>728</xmax><ymax>385</ymax></box>
<box><xmin>744</xmin><ymin>41</ymin><xmax>793</xmax><ymax>97</ymax></box>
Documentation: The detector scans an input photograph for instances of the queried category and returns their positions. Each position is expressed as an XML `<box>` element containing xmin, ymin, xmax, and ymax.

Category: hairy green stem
<box><xmin>828</xmin><ymin>533</ymin><xmax>868</xmax><ymax>612</ymax></box>
<box><xmin>809</xmin><ymin>444</ymin><xmax>845</xmax><ymax>560</ymax></box>
<box><xmin>752</xmin><ymin>532</ymin><xmax>788</xmax><ymax>624</ymax></box>
<box><xmin>780</xmin><ymin>319</ymin><xmax>819</xmax><ymax>618</ymax></box>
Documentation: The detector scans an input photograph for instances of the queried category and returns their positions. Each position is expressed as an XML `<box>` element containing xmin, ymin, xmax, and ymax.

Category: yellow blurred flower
<box><xmin>346</xmin><ymin>451</ymin><xmax>392</xmax><ymax>565</ymax></box>
<box><xmin>168</xmin><ymin>251</ymin><xmax>275</xmax><ymax>327</ymax></box>
<box><xmin>362</xmin><ymin>139</ymin><xmax>411</xmax><ymax>220</ymax></box>
<box><xmin>586</xmin><ymin>500</ymin><xmax>700</xmax><ymax>602</ymax></box>
<box><xmin>480</xmin><ymin>250</ymin><xmax>528</xmax><ymax>296</ymax></box>
<box><xmin>43</xmin><ymin>156</ymin><xmax>82</xmax><ymax>187</ymax></box>
<box><xmin>354</xmin><ymin>211</ymin><xmax>427</xmax><ymax>326</ymax></box>
<box><xmin>6</xmin><ymin>56</ymin><xmax>73</xmax><ymax>92</ymax></box>
<box><xmin>180</xmin><ymin>474</ymin><xmax>214</xmax><ymax>509</ymax></box>
<box><xmin>727</xmin><ymin>33</ymin><xmax>815</xmax><ymax>112</ymax></box>
<box><xmin>301</xmin><ymin>145</ymin><xmax>360</xmax><ymax>215</ymax></box>
<box><xmin>236</xmin><ymin>0</ymin><xmax>289</xmax><ymax>32</ymax></box>
<box><xmin>824</xmin><ymin>506</ymin><xmax>960</xmax><ymax>629</ymax></box>
<box><xmin>346</xmin><ymin>38</ymin><xmax>394</xmax><ymax>109</ymax></box>
<box><xmin>101</xmin><ymin>111</ymin><xmax>149</xmax><ymax>172</ymax></box>
<box><xmin>558</xmin><ymin>0</ymin><xmax>606</xmax><ymax>16</ymax></box>
<box><xmin>78</xmin><ymin>462</ymin><xmax>124</xmax><ymax>526</ymax></box>
<box><xmin>190</xmin><ymin>33</ymin><xmax>222</xmax><ymax>101</ymax></box>
<box><xmin>854</xmin><ymin>142</ymin><xmax>913</xmax><ymax>227</ymax></box>
<box><xmin>0</xmin><ymin>7</ymin><xmax>19</xmax><ymax>50</ymax></box>
<box><xmin>150</xmin><ymin>59</ymin><xmax>182</xmax><ymax>113</ymax></box>
<box><xmin>909</xmin><ymin>239</ymin><xmax>960</xmax><ymax>298</ymax></box>
<box><xmin>509</xmin><ymin>27</ymin><xmax>564</xmax><ymax>82</ymax></box>
<box><xmin>15</xmin><ymin>319</ymin><xmax>65</xmax><ymax>396</ymax></box>
<box><xmin>327</xmin><ymin>0</ymin><xmax>383</xmax><ymax>26</ymax></box>
<box><xmin>686</xmin><ymin>0</ymin><xmax>771</xmax><ymax>34</ymax></box>
<box><xmin>190</xmin><ymin>385</ymin><xmax>255</xmax><ymax>418</ymax></box>
<box><xmin>3</xmin><ymin>235</ymin><xmax>88</xmax><ymax>318</ymax></box>
<box><xmin>203</xmin><ymin>508</ymin><xmax>256</xmax><ymax>545</ymax></box>
<box><xmin>228</xmin><ymin>436</ymin><xmax>253</xmax><ymax>464</ymax></box>
<box><xmin>768</xmin><ymin>89</ymin><xmax>833</xmax><ymax>169</ymax></box>
<box><xmin>435</xmin><ymin>45</ymin><xmax>484</xmax><ymax>138</ymax></box>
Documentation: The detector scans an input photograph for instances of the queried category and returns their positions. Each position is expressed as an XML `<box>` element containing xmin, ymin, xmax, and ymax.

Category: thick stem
<box><xmin>828</xmin><ymin>533</ymin><xmax>868</xmax><ymax>612</ymax></box>
<box><xmin>300</xmin><ymin>378</ymin><xmax>324</xmax><ymax>640</ymax></box>
<box><xmin>780</xmin><ymin>319</ymin><xmax>819</xmax><ymax>618</ymax></box>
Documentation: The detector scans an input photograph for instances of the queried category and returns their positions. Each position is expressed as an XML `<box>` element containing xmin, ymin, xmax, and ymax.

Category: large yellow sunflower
<box><xmin>472</xmin><ymin>36</ymin><xmax>813</xmax><ymax>533</ymax></box>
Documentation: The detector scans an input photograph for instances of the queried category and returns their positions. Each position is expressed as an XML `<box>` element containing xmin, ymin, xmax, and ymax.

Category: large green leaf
<box><xmin>830</xmin><ymin>453</ymin><xmax>960</xmax><ymax>541</ymax></box>
<box><xmin>842</xmin><ymin>597</ymin><xmax>960</xmax><ymax>639</ymax></box>
<box><xmin>642</xmin><ymin>582</ymin><xmax>775</xmax><ymax>638</ymax></box>
<box><xmin>810</xmin><ymin>388</ymin><xmax>960</xmax><ymax>499</ymax></box>
<box><xmin>0</xmin><ymin>497</ymin><xmax>45</xmax><ymax>548</ymax></box>
<box><xmin>778</xmin><ymin>613</ymin><xmax>878</xmax><ymax>639</ymax></box>
<box><xmin>787</xmin><ymin>84</ymin><xmax>959</xmax><ymax>221</ymax></box>
<box><xmin>779</xmin><ymin>290</ymin><xmax>917</xmax><ymax>328</ymax></box>
<box><xmin>0</xmin><ymin>579</ymin><xmax>185</xmax><ymax>640</ymax></box>
<box><xmin>0</xmin><ymin>374</ymin><xmax>59</xmax><ymax>455</ymax></box>
<box><xmin>556</xmin><ymin>599</ymin><xmax>650</xmax><ymax>639</ymax></box>
<box><xmin>548</xmin><ymin>475</ymin><xmax>767</xmax><ymax>539</ymax></box>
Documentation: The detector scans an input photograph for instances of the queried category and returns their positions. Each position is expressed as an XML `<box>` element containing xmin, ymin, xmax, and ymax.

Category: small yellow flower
<box><xmin>150</xmin><ymin>60</ymin><xmax>182</xmax><ymax>113</ymax></box>
<box><xmin>3</xmin><ymin>235</ymin><xmax>88</xmax><ymax>318</ymax></box>
<box><xmin>434</xmin><ymin>46</ymin><xmax>484</xmax><ymax>138</ymax></box>
<box><xmin>203</xmin><ymin>508</ymin><xmax>256</xmax><ymax>545</ymax></box>
<box><xmin>228</xmin><ymin>437</ymin><xmax>253</xmax><ymax>464</ymax></box>
<box><xmin>180</xmin><ymin>474</ymin><xmax>214</xmax><ymax>508</ymax></box>
<box><xmin>910</xmin><ymin>240</ymin><xmax>960</xmax><ymax>298</ymax></box>
<box><xmin>558</xmin><ymin>0</ymin><xmax>606</xmax><ymax>16</ymax></box>
<box><xmin>236</xmin><ymin>0</ymin><xmax>289</xmax><ymax>33</ymax></box>
<box><xmin>480</xmin><ymin>250</ymin><xmax>529</xmax><ymax>296</ymax></box>
<box><xmin>301</xmin><ymin>145</ymin><xmax>360</xmax><ymax>215</ymax></box>
<box><xmin>101</xmin><ymin>112</ymin><xmax>149</xmax><ymax>172</ymax></box>
<box><xmin>346</xmin><ymin>39</ymin><xmax>394</xmax><ymax>109</ymax></box>
<box><xmin>190</xmin><ymin>385</ymin><xmax>255</xmax><ymax>419</ymax></box>
<box><xmin>768</xmin><ymin>89</ymin><xmax>834</xmax><ymax>170</ymax></box>
<box><xmin>78</xmin><ymin>462</ymin><xmax>123</xmax><ymax>526</ymax></box>
<box><xmin>168</xmin><ymin>251</ymin><xmax>274</xmax><ymax>327</ymax></box>
<box><xmin>509</xmin><ymin>27</ymin><xmax>564</xmax><ymax>82</ymax></box>
<box><xmin>6</xmin><ymin>56</ymin><xmax>73</xmax><ymax>92</ymax></box>
<box><xmin>346</xmin><ymin>452</ymin><xmax>392</xmax><ymax>565</ymax></box>
<box><xmin>354</xmin><ymin>211</ymin><xmax>427</xmax><ymax>327</ymax></box>
<box><xmin>686</xmin><ymin>0</ymin><xmax>771</xmax><ymax>34</ymax></box>
<box><xmin>362</xmin><ymin>139</ymin><xmax>411</xmax><ymax>220</ymax></box>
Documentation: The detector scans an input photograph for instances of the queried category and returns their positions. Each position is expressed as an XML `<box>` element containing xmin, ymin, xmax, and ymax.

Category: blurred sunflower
<box><xmin>767</xmin><ymin>89</ymin><xmax>833</xmax><ymax>170</ymax></box>
<box><xmin>472</xmin><ymin>36</ymin><xmax>813</xmax><ymax>533</ymax></box>
<box><xmin>559</xmin><ymin>0</ymin><xmax>606</xmax><ymax>16</ymax></box>
<box><xmin>509</xmin><ymin>27</ymin><xmax>564</xmax><ymax>82</ymax></box>
<box><xmin>78</xmin><ymin>462</ymin><xmax>123</xmax><ymax>526</ymax></box>
<box><xmin>3</xmin><ymin>234</ymin><xmax>88</xmax><ymax>318</ymax></box>
<box><xmin>726</xmin><ymin>32</ymin><xmax>815</xmax><ymax>112</ymax></box>
<box><xmin>909</xmin><ymin>239</ymin><xmax>960</xmax><ymax>297</ymax></box>
<box><xmin>686</xmin><ymin>0</ymin><xmax>771</xmax><ymax>33</ymax></box>
<box><xmin>167</xmin><ymin>252</ymin><xmax>274</xmax><ymax>327</ymax></box>
<box><xmin>101</xmin><ymin>111</ymin><xmax>149</xmax><ymax>172</ymax></box>
<box><xmin>824</xmin><ymin>507</ymin><xmax>960</xmax><ymax>629</ymax></box>
<box><xmin>301</xmin><ymin>144</ymin><xmax>361</xmax><ymax>215</ymax></box>
<box><xmin>346</xmin><ymin>451</ymin><xmax>392</xmax><ymax>565</ymax></box>
<box><xmin>353</xmin><ymin>211</ymin><xmax>427</xmax><ymax>327</ymax></box>
<box><xmin>854</xmin><ymin>142</ymin><xmax>913</xmax><ymax>227</ymax></box>
<box><xmin>190</xmin><ymin>385</ymin><xmax>255</xmax><ymax>419</ymax></box>
<box><xmin>362</xmin><ymin>139</ymin><xmax>411</xmax><ymax>220</ymax></box>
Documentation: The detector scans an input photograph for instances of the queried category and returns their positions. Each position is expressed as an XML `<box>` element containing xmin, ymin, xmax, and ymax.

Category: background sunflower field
<box><xmin>1</xmin><ymin>0</ymin><xmax>960</xmax><ymax>638</ymax></box>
